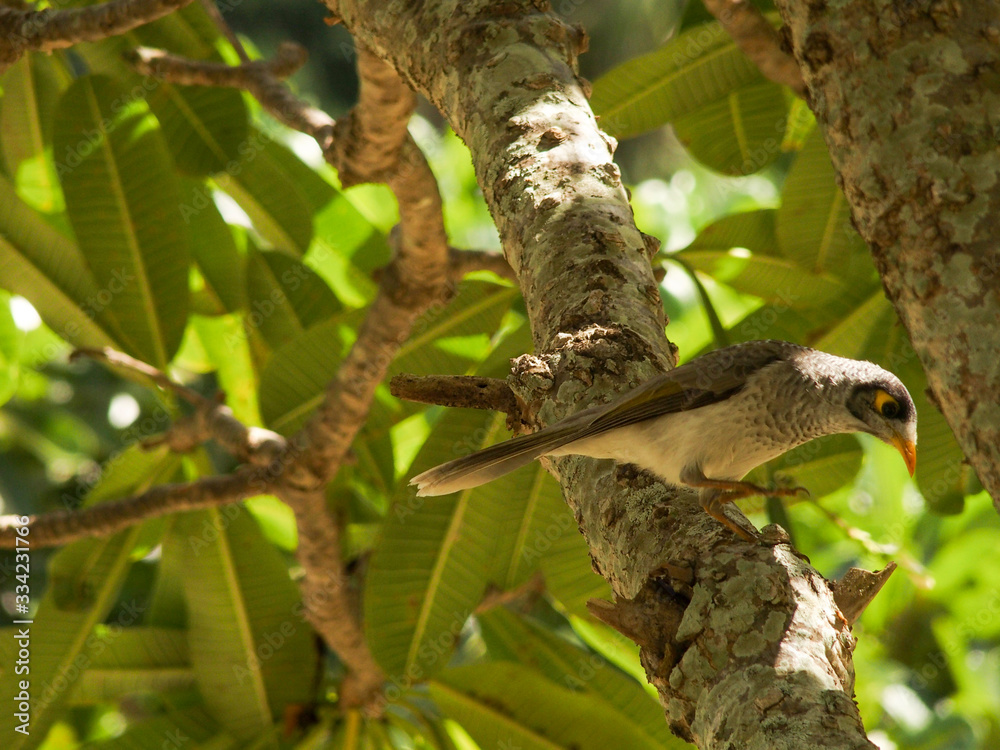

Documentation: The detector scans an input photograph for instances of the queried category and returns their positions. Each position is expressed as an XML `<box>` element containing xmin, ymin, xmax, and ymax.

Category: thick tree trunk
<box><xmin>774</xmin><ymin>0</ymin><xmax>1000</xmax><ymax>507</ymax></box>
<box><xmin>326</xmin><ymin>1</ymin><xmax>877</xmax><ymax>747</ymax></box>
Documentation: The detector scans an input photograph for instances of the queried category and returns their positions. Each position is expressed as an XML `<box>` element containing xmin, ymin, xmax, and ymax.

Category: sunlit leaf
<box><xmin>173</xmin><ymin>507</ymin><xmax>316</xmax><ymax>739</ymax></box>
<box><xmin>592</xmin><ymin>22</ymin><xmax>760</xmax><ymax>139</ymax></box>
<box><xmin>53</xmin><ymin>75</ymin><xmax>190</xmax><ymax>367</ymax></box>
<box><xmin>673</xmin><ymin>80</ymin><xmax>787</xmax><ymax>175</ymax></box>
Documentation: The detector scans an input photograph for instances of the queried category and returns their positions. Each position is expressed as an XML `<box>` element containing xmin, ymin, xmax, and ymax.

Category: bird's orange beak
<box><xmin>892</xmin><ymin>434</ymin><xmax>917</xmax><ymax>476</ymax></box>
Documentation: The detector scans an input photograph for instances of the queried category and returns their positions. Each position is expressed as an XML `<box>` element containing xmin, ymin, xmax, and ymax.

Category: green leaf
<box><xmin>257</xmin><ymin>309</ymin><xmax>357</xmax><ymax>434</ymax></box>
<box><xmin>83</xmin><ymin>444</ymin><xmax>180</xmax><ymax>507</ymax></box>
<box><xmin>592</xmin><ymin>21</ymin><xmax>763</xmax><ymax>139</ymax></box>
<box><xmin>53</xmin><ymin>75</ymin><xmax>190</xmax><ymax>367</ymax></box>
<box><xmin>190</xmin><ymin>313</ymin><xmax>262</xmax><ymax>425</ymax></box>
<box><xmin>776</xmin><ymin>129</ymin><xmax>871</xmax><ymax>277</ymax></box>
<box><xmin>0</xmin><ymin>53</ymin><xmax>68</xmax><ymax>212</ymax></box>
<box><xmin>0</xmin><ymin>292</ymin><xmax>22</xmax><ymax>407</ymax></box>
<box><xmin>0</xmin><ymin>529</ymin><xmax>146</xmax><ymax>748</ymax></box>
<box><xmin>781</xmin><ymin>96</ymin><xmax>817</xmax><ymax>152</ymax></box>
<box><xmin>538</xmin><ymin>492</ymin><xmax>612</xmax><ymax>618</ymax></box>
<box><xmin>64</xmin><ymin>1</ymin><xmax>249</xmax><ymax>177</ymax></box>
<box><xmin>0</xmin><ymin>173</ymin><xmax>120</xmax><ymax>348</ymax></box>
<box><xmin>173</xmin><ymin>506</ymin><xmax>316</xmax><ymax>739</ymax></box>
<box><xmin>569</xmin><ymin>616</ymin><xmax>650</xmax><ymax>688</ymax></box>
<box><xmin>672</xmin><ymin>80</ymin><xmax>788</xmax><ymax>175</ymax></box>
<box><xmin>215</xmin><ymin>133</ymin><xmax>318</xmax><ymax>254</ymax></box>
<box><xmin>147</xmin><ymin>83</ymin><xmax>249</xmax><ymax>176</ymax></box>
<box><xmin>259</xmin><ymin>282</ymin><xmax>516</xmax><ymax>434</ymax></box>
<box><xmin>182</xmin><ymin>178</ymin><xmax>247</xmax><ymax>314</ymax></box>
<box><xmin>430</xmin><ymin>663</ymin><xmax>670</xmax><ymax>750</ymax></box>
<box><xmin>477</xmin><ymin>609</ymin><xmax>675</xmax><ymax>746</ymax></box>
<box><xmin>245</xmin><ymin>245</ymin><xmax>342</xmax><ymax>349</ymax></box>
<box><xmin>675</xmin><ymin>249</ymin><xmax>845</xmax><ymax>306</ymax></box>
<box><xmin>67</xmin><ymin>627</ymin><xmax>193</xmax><ymax>705</ymax></box>
<box><xmin>684</xmin><ymin>209</ymin><xmax>781</xmax><ymax>257</ymax></box>
<box><xmin>390</xmin><ymin>283</ymin><xmax>519</xmax><ymax>379</ymax></box>
<box><xmin>83</xmin><ymin>706</ymin><xmax>229</xmax><ymax>749</ymax></box>
<box><xmin>364</xmin><ymin>407</ymin><xmax>506</xmax><ymax>679</ymax></box>
<box><xmin>486</xmin><ymin>463</ymin><xmax>567</xmax><ymax>590</ymax></box>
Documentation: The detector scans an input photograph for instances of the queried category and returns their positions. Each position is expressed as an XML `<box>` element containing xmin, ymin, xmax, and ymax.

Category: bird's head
<box><xmin>845</xmin><ymin>370</ymin><xmax>918</xmax><ymax>475</ymax></box>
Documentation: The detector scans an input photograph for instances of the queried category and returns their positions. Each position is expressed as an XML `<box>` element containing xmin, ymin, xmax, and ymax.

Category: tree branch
<box><xmin>772</xmin><ymin>0</ymin><xmax>1000</xmax><ymax>509</ymax></box>
<box><xmin>0</xmin><ymin>469</ymin><xmax>264</xmax><ymax>549</ymax></box>
<box><xmin>389</xmin><ymin>374</ymin><xmax>521</xmax><ymax>417</ymax></box>
<box><xmin>128</xmin><ymin>37</ymin><xmax>449</xmax><ymax>710</ymax></box>
<box><xmin>701</xmin><ymin>0</ymin><xmax>806</xmax><ymax>96</ymax></box>
<box><xmin>279</xmin><ymin>486</ymin><xmax>385</xmax><ymax>710</ymax></box>
<box><xmin>73</xmin><ymin>347</ymin><xmax>287</xmax><ymax>466</ymax></box>
<box><xmin>331</xmin><ymin>2</ymin><xmax>876</xmax><ymax>746</ymax></box>
<box><xmin>0</xmin><ymin>0</ymin><xmax>192</xmax><ymax>73</ymax></box>
<box><xmin>125</xmin><ymin>42</ymin><xmax>334</xmax><ymax>147</ymax></box>
<box><xmin>448</xmin><ymin>247</ymin><xmax>517</xmax><ymax>282</ymax></box>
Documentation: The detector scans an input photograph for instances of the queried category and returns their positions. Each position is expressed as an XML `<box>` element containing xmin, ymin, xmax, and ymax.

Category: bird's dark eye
<box><xmin>881</xmin><ymin>400</ymin><xmax>899</xmax><ymax>419</ymax></box>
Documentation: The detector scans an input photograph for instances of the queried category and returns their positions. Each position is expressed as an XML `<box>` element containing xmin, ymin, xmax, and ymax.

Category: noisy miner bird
<box><xmin>411</xmin><ymin>340</ymin><xmax>917</xmax><ymax>540</ymax></box>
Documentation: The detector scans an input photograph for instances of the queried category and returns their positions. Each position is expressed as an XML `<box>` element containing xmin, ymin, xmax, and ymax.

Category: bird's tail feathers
<box><xmin>410</xmin><ymin>425</ymin><xmax>576</xmax><ymax>496</ymax></box>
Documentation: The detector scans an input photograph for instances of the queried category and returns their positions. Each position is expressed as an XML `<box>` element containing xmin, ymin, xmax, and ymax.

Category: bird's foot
<box><xmin>699</xmin><ymin>491</ymin><xmax>760</xmax><ymax>543</ymax></box>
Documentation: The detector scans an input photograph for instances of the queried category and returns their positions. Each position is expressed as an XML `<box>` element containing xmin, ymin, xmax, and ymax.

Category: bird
<box><xmin>410</xmin><ymin>340</ymin><xmax>917</xmax><ymax>540</ymax></box>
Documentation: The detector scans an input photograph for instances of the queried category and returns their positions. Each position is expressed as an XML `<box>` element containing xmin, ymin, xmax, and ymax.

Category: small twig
<box><xmin>279</xmin><ymin>486</ymin><xmax>385</xmax><ymax>712</ymax></box>
<box><xmin>0</xmin><ymin>0</ymin><xmax>192</xmax><ymax>73</ymax></box>
<box><xmin>476</xmin><ymin>572</ymin><xmax>545</xmax><ymax>613</ymax></box>
<box><xmin>0</xmin><ymin>469</ymin><xmax>265</xmax><ymax>549</ymax></box>
<box><xmin>126</xmin><ymin>43</ymin><xmax>334</xmax><ymax>147</ymax></box>
<box><xmin>73</xmin><ymin>347</ymin><xmax>287</xmax><ymax>466</ymax></box>
<box><xmin>390</xmin><ymin>374</ymin><xmax>520</xmax><ymax>416</ymax></box>
<box><xmin>448</xmin><ymin>247</ymin><xmax>517</xmax><ymax>282</ymax></box>
<box><xmin>668</xmin><ymin>257</ymin><xmax>731</xmax><ymax>349</ymax></box>
<box><xmin>831</xmin><ymin>563</ymin><xmax>896</xmax><ymax>626</ymax></box>
<box><xmin>806</xmin><ymin>499</ymin><xmax>933</xmax><ymax>587</ymax></box>
<box><xmin>197</xmin><ymin>0</ymin><xmax>249</xmax><ymax>62</ymax></box>
<box><xmin>72</xmin><ymin>346</ymin><xmax>205</xmax><ymax>406</ymax></box>
<box><xmin>701</xmin><ymin>0</ymin><xmax>807</xmax><ymax>97</ymax></box>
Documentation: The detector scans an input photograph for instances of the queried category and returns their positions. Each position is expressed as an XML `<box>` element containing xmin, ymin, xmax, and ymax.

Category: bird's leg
<box><xmin>687</xmin><ymin>477</ymin><xmax>808</xmax><ymax>500</ymax></box>
<box><xmin>679</xmin><ymin>466</ymin><xmax>808</xmax><ymax>541</ymax></box>
<box><xmin>698</xmin><ymin>488</ymin><xmax>759</xmax><ymax>542</ymax></box>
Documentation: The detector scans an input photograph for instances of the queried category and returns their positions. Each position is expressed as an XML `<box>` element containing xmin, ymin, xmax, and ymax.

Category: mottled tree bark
<box><xmin>774</xmin><ymin>0</ymin><xmax>1000</xmax><ymax>507</ymax></box>
<box><xmin>329</xmin><ymin>1</ymin><xmax>876</xmax><ymax>746</ymax></box>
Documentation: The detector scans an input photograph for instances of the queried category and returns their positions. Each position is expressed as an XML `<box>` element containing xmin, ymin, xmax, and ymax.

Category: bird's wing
<box><xmin>575</xmin><ymin>340</ymin><xmax>792</xmax><ymax>437</ymax></box>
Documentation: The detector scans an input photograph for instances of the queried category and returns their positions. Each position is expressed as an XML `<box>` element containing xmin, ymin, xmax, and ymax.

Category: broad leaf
<box><xmin>174</xmin><ymin>507</ymin><xmax>316</xmax><ymax>739</ymax></box>
<box><xmin>53</xmin><ymin>75</ymin><xmax>190</xmax><ymax>367</ymax></box>
<box><xmin>215</xmin><ymin>134</ymin><xmax>318</xmax><ymax>254</ymax></box>
<box><xmin>477</xmin><ymin>609</ymin><xmax>676</xmax><ymax>746</ymax></box>
<box><xmin>182</xmin><ymin>179</ymin><xmax>247</xmax><ymax>315</ymax></box>
<box><xmin>259</xmin><ymin>281</ymin><xmax>516</xmax><ymax>434</ymax></box>
<box><xmin>672</xmin><ymin>80</ymin><xmax>787</xmax><ymax>175</ymax></box>
<box><xmin>675</xmin><ymin>249</ymin><xmax>845</xmax><ymax>307</ymax></box>
<box><xmin>0</xmin><ymin>53</ymin><xmax>68</xmax><ymax>212</ymax></box>
<box><xmin>245</xmin><ymin>245</ymin><xmax>342</xmax><ymax>349</ymax></box>
<box><xmin>65</xmin><ymin>0</ymin><xmax>249</xmax><ymax>177</ymax></box>
<box><xmin>0</xmin><ymin>174</ymin><xmax>120</xmax><ymax>348</ymax></box>
<box><xmin>431</xmin><ymin>663</ymin><xmax>670</xmax><ymax>750</ymax></box>
<box><xmin>776</xmin><ymin>129</ymin><xmax>871</xmax><ymax>278</ymax></box>
<box><xmin>363</xmin><ymin>407</ymin><xmax>505</xmax><ymax>679</ymax></box>
<box><xmin>592</xmin><ymin>21</ymin><xmax>763</xmax><ymax>139</ymax></box>
<box><xmin>67</xmin><ymin>627</ymin><xmax>193</xmax><ymax>704</ymax></box>
<box><xmin>683</xmin><ymin>209</ymin><xmax>781</xmax><ymax>257</ymax></box>
<box><xmin>0</xmin><ymin>529</ymin><xmax>147</xmax><ymax>747</ymax></box>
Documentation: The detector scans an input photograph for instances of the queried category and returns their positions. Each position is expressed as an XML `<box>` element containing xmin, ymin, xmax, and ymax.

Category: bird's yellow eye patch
<box><xmin>874</xmin><ymin>389</ymin><xmax>900</xmax><ymax>418</ymax></box>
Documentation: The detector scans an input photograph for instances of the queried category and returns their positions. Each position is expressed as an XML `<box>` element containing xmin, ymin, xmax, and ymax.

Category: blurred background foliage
<box><xmin>0</xmin><ymin>1</ymin><xmax>995</xmax><ymax>749</ymax></box>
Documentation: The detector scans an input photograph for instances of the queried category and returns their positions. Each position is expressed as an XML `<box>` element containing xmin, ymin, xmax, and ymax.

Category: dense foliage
<box><xmin>0</xmin><ymin>2</ymin><xmax>995</xmax><ymax>749</ymax></box>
